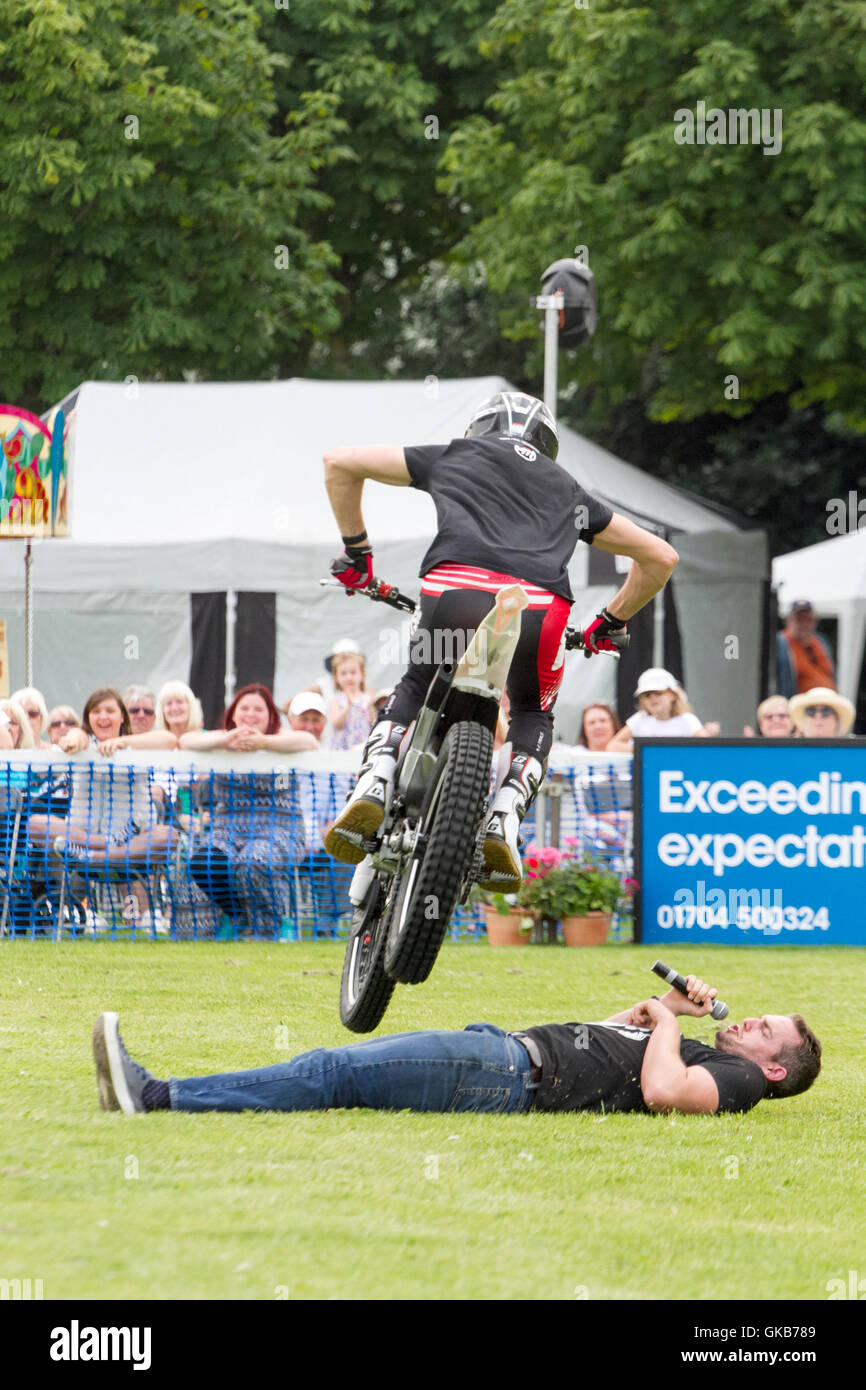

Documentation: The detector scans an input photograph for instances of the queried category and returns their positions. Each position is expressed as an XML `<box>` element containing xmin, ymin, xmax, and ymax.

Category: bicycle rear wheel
<box><xmin>339</xmin><ymin>876</ymin><xmax>397</xmax><ymax>1033</ymax></box>
<box><xmin>384</xmin><ymin>720</ymin><xmax>493</xmax><ymax>985</ymax></box>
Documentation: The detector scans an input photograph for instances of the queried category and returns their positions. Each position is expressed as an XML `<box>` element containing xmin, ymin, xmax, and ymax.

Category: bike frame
<box><xmin>320</xmin><ymin>575</ymin><xmax>628</xmax><ymax>904</ymax></box>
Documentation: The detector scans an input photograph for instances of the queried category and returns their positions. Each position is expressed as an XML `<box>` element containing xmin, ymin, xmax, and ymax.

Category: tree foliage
<box><xmin>0</xmin><ymin>0</ymin><xmax>347</xmax><ymax>409</ymax></box>
<box><xmin>262</xmin><ymin>0</ymin><xmax>502</xmax><ymax>375</ymax></box>
<box><xmin>441</xmin><ymin>0</ymin><xmax>866</xmax><ymax>430</ymax></box>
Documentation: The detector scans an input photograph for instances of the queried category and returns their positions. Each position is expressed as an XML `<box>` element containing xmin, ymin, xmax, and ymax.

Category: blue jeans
<box><xmin>169</xmin><ymin>1023</ymin><xmax>537</xmax><ymax>1115</ymax></box>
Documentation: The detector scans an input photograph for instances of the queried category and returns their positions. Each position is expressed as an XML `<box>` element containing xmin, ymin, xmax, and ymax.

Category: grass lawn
<box><xmin>1</xmin><ymin>939</ymin><xmax>863</xmax><ymax>1301</ymax></box>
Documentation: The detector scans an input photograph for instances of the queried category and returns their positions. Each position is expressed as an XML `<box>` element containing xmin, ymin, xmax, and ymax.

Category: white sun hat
<box><xmin>634</xmin><ymin>668</ymin><xmax>679</xmax><ymax>698</ymax></box>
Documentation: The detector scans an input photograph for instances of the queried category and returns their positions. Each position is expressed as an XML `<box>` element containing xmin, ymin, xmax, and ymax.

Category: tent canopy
<box><xmin>62</xmin><ymin>376</ymin><xmax>734</xmax><ymax>553</ymax></box>
<box><xmin>773</xmin><ymin>529</ymin><xmax>866</xmax><ymax>702</ymax></box>
<box><xmin>0</xmin><ymin>378</ymin><xmax>764</xmax><ymax>733</ymax></box>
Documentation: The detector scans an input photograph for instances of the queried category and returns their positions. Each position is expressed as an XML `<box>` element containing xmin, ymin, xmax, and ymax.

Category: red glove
<box><xmin>582</xmin><ymin>608</ymin><xmax>627</xmax><ymax>658</ymax></box>
<box><xmin>330</xmin><ymin>546</ymin><xmax>373</xmax><ymax>591</ymax></box>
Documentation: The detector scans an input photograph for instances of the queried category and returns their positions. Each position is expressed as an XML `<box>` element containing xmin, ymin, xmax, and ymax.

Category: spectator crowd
<box><xmin>0</xmin><ymin>601</ymin><xmax>855</xmax><ymax>939</ymax></box>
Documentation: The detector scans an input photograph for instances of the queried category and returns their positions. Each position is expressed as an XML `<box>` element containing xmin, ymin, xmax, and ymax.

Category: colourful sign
<box><xmin>635</xmin><ymin>738</ymin><xmax>866</xmax><ymax>946</ymax></box>
<box><xmin>0</xmin><ymin>404</ymin><xmax>70</xmax><ymax>537</ymax></box>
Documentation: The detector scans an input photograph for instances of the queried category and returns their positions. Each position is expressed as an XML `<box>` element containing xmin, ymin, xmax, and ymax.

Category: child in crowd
<box><xmin>328</xmin><ymin>652</ymin><xmax>375</xmax><ymax>751</ymax></box>
<box><xmin>606</xmin><ymin>668</ymin><xmax>719</xmax><ymax>750</ymax></box>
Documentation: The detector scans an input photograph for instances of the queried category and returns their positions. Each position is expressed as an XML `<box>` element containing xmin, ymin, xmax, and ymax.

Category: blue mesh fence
<box><xmin>0</xmin><ymin>753</ymin><xmax>633</xmax><ymax>942</ymax></box>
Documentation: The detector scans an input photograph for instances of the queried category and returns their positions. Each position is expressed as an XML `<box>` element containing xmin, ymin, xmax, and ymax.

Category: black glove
<box><xmin>330</xmin><ymin>543</ymin><xmax>373</xmax><ymax>591</ymax></box>
<box><xmin>582</xmin><ymin>608</ymin><xmax>626</xmax><ymax>658</ymax></box>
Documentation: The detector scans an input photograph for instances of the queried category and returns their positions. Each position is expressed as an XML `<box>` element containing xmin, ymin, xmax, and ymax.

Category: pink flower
<box><xmin>539</xmin><ymin>846</ymin><xmax>562</xmax><ymax>867</ymax></box>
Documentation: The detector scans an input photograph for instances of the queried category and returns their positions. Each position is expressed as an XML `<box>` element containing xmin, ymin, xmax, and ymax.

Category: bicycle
<box><xmin>322</xmin><ymin>575</ymin><xmax>628</xmax><ymax>1032</ymax></box>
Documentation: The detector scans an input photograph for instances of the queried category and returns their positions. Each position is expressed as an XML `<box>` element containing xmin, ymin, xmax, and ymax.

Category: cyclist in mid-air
<box><xmin>322</xmin><ymin>390</ymin><xmax>678</xmax><ymax>890</ymax></box>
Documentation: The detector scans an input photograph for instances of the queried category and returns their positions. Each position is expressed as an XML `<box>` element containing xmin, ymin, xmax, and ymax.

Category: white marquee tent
<box><xmin>0</xmin><ymin>377</ymin><xmax>767</xmax><ymax>735</ymax></box>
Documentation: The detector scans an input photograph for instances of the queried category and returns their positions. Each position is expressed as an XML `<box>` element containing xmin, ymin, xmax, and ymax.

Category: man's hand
<box><xmin>582</xmin><ymin>608</ymin><xmax>627</xmax><ymax>658</ymax></box>
<box><xmin>330</xmin><ymin>546</ymin><xmax>373</xmax><ymax>592</ymax></box>
<box><xmin>660</xmin><ymin>975</ymin><xmax>718</xmax><ymax>1018</ymax></box>
<box><xmin>627</xmin><ymin>998</ymin><xmax>668</xmax><ymax>1029</ymax></box>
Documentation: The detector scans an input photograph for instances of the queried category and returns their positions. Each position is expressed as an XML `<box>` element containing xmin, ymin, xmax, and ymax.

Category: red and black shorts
<box><xmin>381</xmin><ymin>563</ymin><xmax>571</xmax><ymax>762</ymax></box>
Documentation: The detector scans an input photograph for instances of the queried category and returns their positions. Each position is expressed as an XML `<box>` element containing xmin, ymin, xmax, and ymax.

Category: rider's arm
<box><xmin>323</xmin><ymin>447</ymin><xmax>411</xmax><ymax>539</ymax></box>
<box><xmin>590</xmin><ymin>513</ymin><xmax>678</xmax><ymax>620</ymax></box>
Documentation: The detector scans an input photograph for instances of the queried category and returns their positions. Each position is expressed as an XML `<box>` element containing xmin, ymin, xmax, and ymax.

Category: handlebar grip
<box><xmin>565</xmin><ymin>627</ymin><xmax>630</xmax><ymax>651</ymax></box>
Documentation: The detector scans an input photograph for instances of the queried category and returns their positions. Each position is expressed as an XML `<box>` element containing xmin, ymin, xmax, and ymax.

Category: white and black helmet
<box><xmin>465</xmin><ymin>390</ymin><xmax>559</xmax><ymax>461</ymax></box>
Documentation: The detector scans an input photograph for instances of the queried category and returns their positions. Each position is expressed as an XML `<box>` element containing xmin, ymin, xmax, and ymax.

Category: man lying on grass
<box><xmin>93</xmin><ymin>976</ymin><xmax>821</xmax><ymax>1119</ymax></box>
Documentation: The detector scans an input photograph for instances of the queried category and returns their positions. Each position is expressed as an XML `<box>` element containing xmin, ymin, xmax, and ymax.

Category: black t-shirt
<box><xmin>521</xmin><ymin>1021</ymin><xmax>767</xmax><ymax>1114</ymax></box>
<box><xmin>404</xmin><ymin>437</ymin><xmax>613</xmax><ymax>603</ymax></box>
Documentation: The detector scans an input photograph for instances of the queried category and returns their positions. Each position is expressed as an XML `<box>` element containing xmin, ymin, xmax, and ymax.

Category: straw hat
<box><xmin>788</xmin><ymin>687</ymin><xmax>855</xmax><ymax>736</ymax></box>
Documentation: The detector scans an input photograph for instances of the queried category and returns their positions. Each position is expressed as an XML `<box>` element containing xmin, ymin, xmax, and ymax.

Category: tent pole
<box><xmin>24</xmin><ymin>540</ymin><xmax>33</xmax><ymax>686</ymax></box>
<box><xmin>225</xmin><ymin>589</ymin><xmax>237</xmax><ymax>710</ymax></box>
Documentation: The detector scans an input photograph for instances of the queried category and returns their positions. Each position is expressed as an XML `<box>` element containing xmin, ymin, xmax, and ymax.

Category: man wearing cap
<box><xmin>776</xmin><ymin>601</ymin><xmax>837</xmax><ymax>698</ymax></box>
<box><xmin>284</xmin><ymin>691</ymin><xmax>329</xmax><ymax>741</ymax></box>
<box><xmin>286</xmin><ymin>692</ymin><xmax>353</xmax><ymax>935</ymax></box>
<box><xmin>788</xmin><ymin>687</ymin><xmax>856</xmax><ymax>738</ymax></box>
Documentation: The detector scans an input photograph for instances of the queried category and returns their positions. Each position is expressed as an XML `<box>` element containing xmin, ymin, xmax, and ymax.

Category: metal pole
<box><xmin>24</xmin><ymin>540</ymin><xmax>33</xmax><ymax>686</ymax></box>
<box><xmin>542</xmin><ymin>294</ymin><xmax>563</xmax><ymax>415</ymax></box>
<box><xmin>652</xmin><ymin>532</ymin><xmax>668</xmax><ymax>667</ymax></box>
<box><xmin>225</xmin><ymin>589</ymin><xmax>237</xmax><ymax>710</ymax></box>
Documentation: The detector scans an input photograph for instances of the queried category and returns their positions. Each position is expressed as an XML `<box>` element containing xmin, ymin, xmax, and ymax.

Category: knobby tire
<box><xmin>384</xmin><ymin>720</ymin><xmax>493</xmax><ymax>985</ymax></box>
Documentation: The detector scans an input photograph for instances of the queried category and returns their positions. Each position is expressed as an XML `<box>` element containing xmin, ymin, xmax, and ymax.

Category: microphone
<box><xmin>651</xmin><ymin>960</ymin><xmax>729</xmax><ymax>1021</ymax></box>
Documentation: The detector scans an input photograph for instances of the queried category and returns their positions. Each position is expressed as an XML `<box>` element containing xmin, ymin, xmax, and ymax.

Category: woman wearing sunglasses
<box><xmin>743</xmin><ymin>695</ymin><xmax>795</xmax><ymax>738</ymax></box>
<box><xmin>788</xmin><ymin>687</ymin><xmax>856</xmax><ymax>738</ymax></box>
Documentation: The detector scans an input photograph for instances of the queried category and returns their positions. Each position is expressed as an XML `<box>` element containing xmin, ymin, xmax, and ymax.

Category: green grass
<box><xmin>1</xmin><ymin>940</ymin><xmax>864</xmax><ymax>1301</ymax></box>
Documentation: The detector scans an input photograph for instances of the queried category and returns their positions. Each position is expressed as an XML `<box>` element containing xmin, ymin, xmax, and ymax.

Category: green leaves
<box><xmin>440</xmin><ymin>0</ymin><xmax>866</xmax><ymax>429</ymax></box>
<box><xmin>0</xmin><ymin>0</ymin><xmax>345</xmax><ymax>406</ymax></box>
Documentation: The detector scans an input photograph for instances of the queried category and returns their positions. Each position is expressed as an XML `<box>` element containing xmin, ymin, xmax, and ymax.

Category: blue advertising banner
<box><xmin>635</xmin><ymin>739</ymin><xmax>866</xmax><ymax>946</ymax></box>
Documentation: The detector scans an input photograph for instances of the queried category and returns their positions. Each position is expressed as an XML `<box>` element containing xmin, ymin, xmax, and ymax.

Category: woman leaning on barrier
<box><xmin>26</xmin><ymin>687</ymin><xmax>171</xmax><ymax>860</ymax></box>
<box><xmin>179</xmin><ymin>684</ymin><xmax>317</xmax><ymax>936</ymax></box>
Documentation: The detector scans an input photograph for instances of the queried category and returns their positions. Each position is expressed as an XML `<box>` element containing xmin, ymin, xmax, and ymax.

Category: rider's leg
<box><xmin>323</xmin><ymin>718</ymin><xmax>409</xmax><ymax>863</ymax></box>
<box><xmin>479</xmin><ymin>595</ymin><xmax>570</xmax><ymax>891</ymax></box>
<box><xmin>324</xmin><ymin>585</ymin><xmax>495</xmax><ymax>864</ymax></box>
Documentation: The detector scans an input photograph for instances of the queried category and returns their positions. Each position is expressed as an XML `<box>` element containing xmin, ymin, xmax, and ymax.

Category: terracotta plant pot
<box><xmin>560</xmin><ymin>911</ymin><xmax>612</xmax><ymax>947</ymax></box>
<box><xmin>483</xmin><ymin>907</ymin><xmax>532</xmax><ymax>947</ymax></box>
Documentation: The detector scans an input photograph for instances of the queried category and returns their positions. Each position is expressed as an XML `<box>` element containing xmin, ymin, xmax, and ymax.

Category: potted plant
<box><xmin>472</xmin><ymin>888</ymin><xmax>534</xmax><ymax>947</ymax></box>
<box><xmin>518</xmin><ymin>842</ymin><xmax>636</xmax><ymax>946</ymax></box>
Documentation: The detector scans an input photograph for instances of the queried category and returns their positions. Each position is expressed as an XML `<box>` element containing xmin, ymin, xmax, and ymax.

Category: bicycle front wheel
<box><xmin>384</xmin><ymin>720</ymin><xmax>493</xmax><ymax>985</ymax></box>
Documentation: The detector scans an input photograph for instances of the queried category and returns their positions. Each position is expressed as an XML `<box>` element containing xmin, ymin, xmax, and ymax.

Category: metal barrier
<box><xmin>0</xmin><ymin>748</ymin><xmax>634</xmax><ymax>942</ymax></box>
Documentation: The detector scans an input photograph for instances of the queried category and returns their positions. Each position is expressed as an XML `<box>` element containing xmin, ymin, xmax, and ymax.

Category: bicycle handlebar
<box><xmin>564</xmin><ymin>627</ymin><xmax>630</xmax><ymax>652</ymax></box>
<box><xmin>319</xmin><ymin>577</ymin><xmax>417</xmax><ymax>613</ymax></box>
<box><xmin>320</xmin><ymin>578</ymin><xmax>630</xmax><ymax>651</ymax></box>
